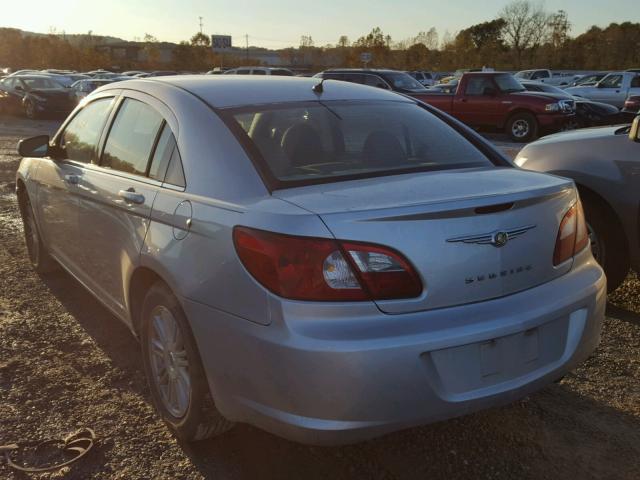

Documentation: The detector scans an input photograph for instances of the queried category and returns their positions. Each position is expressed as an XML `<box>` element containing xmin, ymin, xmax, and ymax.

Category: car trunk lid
<box><xmin>274</xmin><ymin>167</ymin><xmax>576</xmax><ymax>314</ymax></box>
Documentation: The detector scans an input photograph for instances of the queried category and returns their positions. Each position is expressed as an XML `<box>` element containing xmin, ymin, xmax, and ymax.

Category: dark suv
<box><xmin>314</xmin><ymin>69</ymin><xmax>430</xmax><ymax>94</ymax></box>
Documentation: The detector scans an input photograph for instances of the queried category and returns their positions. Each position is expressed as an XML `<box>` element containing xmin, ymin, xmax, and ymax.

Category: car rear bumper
<box><xmin>184</xmin><ymin>254</ymin><xmax>605</xmax><ymax>445</ymax></box>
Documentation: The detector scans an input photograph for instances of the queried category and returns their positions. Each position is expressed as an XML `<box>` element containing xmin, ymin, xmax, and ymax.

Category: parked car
<box><xmin>570</xmin><ymin>73</ymin><xmax>608</xmax><ymax>87</ymax></box>
<box><xmin>122</xmin><ymin>70</ymin><xmax>146</xmax><ymax>76</ymax></box>
<box><xmin>0</xmin><ymin>75</ymin><xmax>75</xmax><ymax>118</ymax></box>
<box><xmin>514</xmin><ymin>69</ymin><xmax>579</xmax><ymax>86</ymax></box>
<box><xmin>415</xmin><ymin>72</ymin><xmax>575</xmax><ymax>142</ymax></box>
<box><xmin>407</xmin><ymin>71</ymin><xmax>435</xmax><ymax>87</ymax></box>
<box><xmin>315</xmin><ymin>69</ymin><xmax>430</xmax><ymax>94</ymax></box>
<box><xmin>520</xmin><ymin>80</ymin><xmax>633</xmax><ymax>127</ymax></box>
<box><xmin>15</xmin><ymin>76</ymin><xmax>605</xmax><ymax>445</ymax></box>
<box><xmin>516</xmin><ymin>116</ymin><xmax>640</xmax><ymax>290</ymax></box>
<box><xmin>146</xmin><ymin>71</ymin><xmax>178</xmax><ymax>77</ymax></box>
<box><xmin>565</xmin><ymin>71</ymin><xmax>640</xmax><ymax>108</ymax></box>
<box><xmin>70</xmin><ymin>79</ymin><xmax>113</xmax><ymax>103</ymax></box>
<box><xmin>623</xmin><ymin>95</ymin><xmax>640</xmax><ymax>114</ymax></box>
<box><xmin>223</xmin><ymin>67</ymin><xmax>294</xmax><ymax>76</ymax></box>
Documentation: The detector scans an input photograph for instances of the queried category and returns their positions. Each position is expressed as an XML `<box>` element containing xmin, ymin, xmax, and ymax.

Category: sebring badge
<box><xmin>446</xmin><ymin>224</ymin><xmax>536</xmax><ymax>248</ymax></box>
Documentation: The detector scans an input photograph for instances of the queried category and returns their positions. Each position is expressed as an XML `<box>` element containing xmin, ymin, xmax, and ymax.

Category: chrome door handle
<box><xmin>118</xmin><ymin>189</ymin><xmax>145</xmax><ymax>204</ymax></box>
<box><xmin>64</xmin><ymin>174</ymin><xmax>80</xmax><ymax>185</ymax></box>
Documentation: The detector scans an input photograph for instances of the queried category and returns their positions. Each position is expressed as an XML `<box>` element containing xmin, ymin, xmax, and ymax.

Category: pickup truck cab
<box><xmin>515</xmin><ymin>69</ymin><xmax>578</xmax><ymax>86</ymax></box>
<box><xmin>415</xmin><ymin>72</ymin><xmax>575</xmax><ymax>142</ymax></box>
<box><xmin>565</xmin><ymin>72</ymin><xmax>640</xmax><ymax>108</ymax></box>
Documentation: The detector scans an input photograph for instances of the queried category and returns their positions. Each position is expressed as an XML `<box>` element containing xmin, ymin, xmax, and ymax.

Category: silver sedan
<box><xmin>16</xmin><ymin>76</ymin><xmax>605</xmax><ymax>445</ymax></box>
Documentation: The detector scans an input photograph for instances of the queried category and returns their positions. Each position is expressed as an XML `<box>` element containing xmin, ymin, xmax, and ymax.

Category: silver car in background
<box><xmin>16</xmin><ymin>76</ymin><xmax>605</xmax><ymax>445</ymax></box>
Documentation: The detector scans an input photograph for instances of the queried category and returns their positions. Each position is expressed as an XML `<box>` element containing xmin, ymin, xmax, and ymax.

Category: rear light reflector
<box><xmin>233</xmin><ymin>226</ymin><xmax>423</xmax><ymax>301</ymax></box>
<box><xmin>553</xmin><ymin>201</ymin><xmax>589</xmax><ymax>266</ymax></box>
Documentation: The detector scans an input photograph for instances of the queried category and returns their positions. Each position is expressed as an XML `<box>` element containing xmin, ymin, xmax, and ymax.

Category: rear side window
<box><xmin>148</xmin><ymin>125</ymin><xmax>174</xmax><ymax>181</ymax></box>
<box><xmin>631</xmin><ymin>76</ymin><xmax>640</xmax><ymax>88</ymax></box>
<box><xmin>147</xmin><ymin>124</ymin><xmax>186</xmax><ymax>188</ymax></box>
<box><xmin>226</xmin><ymin>100</ymin><xmax>492</xmax><ymax>187</ymax></box>
<box><xmin>165</xmin><ymin>149</ymin><xmax>186</xmax><ymax>188</ymax></box>
<box><xmin>60</xmin><ymin>98</ymin><xmax>114</xmax><ymax>163</ymax></box>
<box><xmin>252</xmin><ymin>69</ymin><xmax>266</xmax><ymax>75</ymax></box>
<box><xmin>101</xmin><ymin>98</ymin><xmax>163</xmax><ymax>175</ymax></box>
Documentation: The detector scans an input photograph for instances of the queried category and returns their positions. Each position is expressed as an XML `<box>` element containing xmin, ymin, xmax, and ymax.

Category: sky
<box><xmin>1</xmin><ymin>0</ymin><xmax>638</xmax><ymax>48</ymax></box>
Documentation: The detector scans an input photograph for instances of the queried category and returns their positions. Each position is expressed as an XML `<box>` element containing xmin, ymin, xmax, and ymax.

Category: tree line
<box><xmin>1</xmin><ymin>0</ymin><xmax>639</xmax><ymax>73</ymax></box>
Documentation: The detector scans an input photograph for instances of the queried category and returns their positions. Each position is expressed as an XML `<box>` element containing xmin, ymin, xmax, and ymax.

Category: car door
<box><xmin>71</xmin><ymin>92</ymin><xmax>176</xmax><ymax>319</ymax></box>
<box><xmin>35</xmin><ymin>95</ymin><xmax>116</xmax><ymax>274</ymax></box>
<box><xmin>592</xmin><ymin>74</ymin><xmax>624</xmax><ymax>106</ymax></box>
<box><xmin>453</xmin><ymin>76</ymin><xmax>502</xmax><ymax>127</ymax></box>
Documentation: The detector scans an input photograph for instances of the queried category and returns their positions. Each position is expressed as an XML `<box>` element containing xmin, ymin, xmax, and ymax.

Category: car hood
<box><xmin>515</xmin><ymin>91</ymin><xmax>572</xmax><ymax>101</ymax></box>
<box><xmin>520</xmin><ymin>125</ymin><xmax>624</xmax><ymax>147</ymax></box>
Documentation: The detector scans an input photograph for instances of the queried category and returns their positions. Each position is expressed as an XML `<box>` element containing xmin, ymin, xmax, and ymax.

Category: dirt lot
<box><xmin>0</xmin><ymin>115</ymin><xmax>639</xmax><ymax>479</ymax></box>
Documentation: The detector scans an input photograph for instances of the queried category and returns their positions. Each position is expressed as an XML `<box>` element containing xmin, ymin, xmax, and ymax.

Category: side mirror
<box><xmin>596</xmin><ymin>82</ymin><xmax>605</xmax><ymax>89</ymax></box>
<box><xmin>630</xmin><ymin>116</ymin><xmax>640</xmax><ymax>142</ymax></box>
<box><xmin>483</xmin><ymin>86</ymin><xmax>498</xmax><ymax>96</ymax></box>
<box><xmin>14</xmin><ymin>84</ymin><xmax>23</xmax><ymax>91</ymax></box>
<box><xmin>18</xmin><ymin>135</ymin><xmax>50</xmax><ymax>157</ymax></box>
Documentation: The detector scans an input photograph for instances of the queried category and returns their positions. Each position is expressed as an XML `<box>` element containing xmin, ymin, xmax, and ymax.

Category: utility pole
<box><xmin>199</xmin><ymin>16</ymin><xmax>203</xmax><ymax>34</ymax></box>
<box><xmin>245</xmin><ymin>34</ymin><xmax>249</xmax><ymax>61</ymax></box>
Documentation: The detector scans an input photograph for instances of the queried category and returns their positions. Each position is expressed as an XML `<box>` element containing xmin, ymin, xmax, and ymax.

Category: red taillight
<box><xmin>233</xmin><ymin>226</ymin><xmax>423</xmax><ymax>301</ymax></box>
<box><xmin>553</xmin><ymin>201</ymin><xmax>589</xmax><ymax>266</ymax></box>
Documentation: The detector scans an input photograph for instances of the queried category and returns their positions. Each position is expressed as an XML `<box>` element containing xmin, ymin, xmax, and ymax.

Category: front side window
<box><xmin>252</xmin><ymin>69</ymin><xmax>266</xmax><ymax>75</ymax></box>
<box><xmin>22</xmin><ymin>77</ymin><xmax>61</xmax><ymax>90</ymax></box>
<box><xmin>600</xmin><ymin>75</ymin><xmax>623</xmax><ymax>88</ymax></box>
<box><xmin>60</xmin><ymin>98</ymin><xmax>114</xmax><ymax>163</ymax></box>
<box><xmin>101</xmin><ymin>98</ymin><xmax>163</xmax><ymax>175</ymax></box>
<box><xmin>363</xmin><ymin>75</ymin><xmax>389</xmax><ymax>89</ymax></box>
<box><xmin>227</xmin><ymin>100</ymin><xmax>492</xmax><ymax>187</ymax></box>
<box><xmin>379</xmin><ymin>72</ymin><xmax>425</xmax><ymax>92</ymax></box>
<box><xmin>494</xmin><ymin>74</ymin><xmax>525</xmax><ymax>93</ymax></box>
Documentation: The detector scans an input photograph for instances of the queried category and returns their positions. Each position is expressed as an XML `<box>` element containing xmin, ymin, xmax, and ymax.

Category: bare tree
<box><xmin>338</xmin><ymin>35</ymin><xmax>350</xmax><ymax>48</ymax></box>
<box><xmin>500</xmin><ymin>0</ymin><xmax>550</xmax><ymax>68</ymax></box>
<box><xmin>414</xmin><ymin>28</ymin><xmax>439</xmax><ymax>50</ymax></box>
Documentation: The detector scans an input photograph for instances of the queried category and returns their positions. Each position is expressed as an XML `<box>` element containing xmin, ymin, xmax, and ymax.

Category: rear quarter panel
<box><xmin>517</xmin><ymin>132</ymin><xmax>640</xmax><ymax>269</ymax></box>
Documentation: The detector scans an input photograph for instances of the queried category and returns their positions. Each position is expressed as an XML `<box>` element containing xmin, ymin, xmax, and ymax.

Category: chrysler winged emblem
<box><xmin>446</xmin><ymin>225</ymin><xmax>536</xmax><ymax>248</ymax></box>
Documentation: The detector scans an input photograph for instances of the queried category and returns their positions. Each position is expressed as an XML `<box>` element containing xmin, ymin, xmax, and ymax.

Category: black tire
<box><xmin>20</xmin><ymin>197</ymin><xmax>58</xmax><ymax>274</ymax></box>
<box><xmin>24</xmin><ymin>100</ymin><xmax>37</xmax><ymax>119</ymax></box>
<box><xmin>581</xmin><ymin>195</ymin><xmax>630</xmax><ymax>292</ymax></box>
<box><xmin>140</xmin><ymin>281</ymin><xmax>233</xmax><ymax>441</ymax></box>
<box><xmin>506</xmin><ymin>111</ymin><xmax>538</xmax><ymax>142</ymax></box>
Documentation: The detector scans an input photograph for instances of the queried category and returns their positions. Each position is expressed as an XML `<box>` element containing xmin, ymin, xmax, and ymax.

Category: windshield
<box><xmin>379</xmin><ymin>72</ymin><xmax>427</xmax><ymax>91</ymax></box>
<box><xmin>495</xmin><ymin>74</ymin><xmax>525</xmax><ymax>93</ymax></box>
<box><xmin>226</xmin><ymin>100</ymin><xmax>492</xmax><ymax>187</ymax></box>
<box><xmin>21</xmin><ymin>77</ymin><xmax>62</xmax><ymax>89</ymax></box>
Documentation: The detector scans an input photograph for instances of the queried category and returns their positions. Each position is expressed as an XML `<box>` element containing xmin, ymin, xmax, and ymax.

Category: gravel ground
<box><xmin>0</xmin><ymin>116</ymin><xmax>639</xmax><ymax>479</ymax></box>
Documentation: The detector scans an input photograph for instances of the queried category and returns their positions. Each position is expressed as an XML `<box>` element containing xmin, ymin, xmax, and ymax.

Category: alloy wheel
<box><xmin>587</xmin><ymin>221</ymin><xmax>605</xmax><ymax>266</ymax></box>
<box><xmin>23</xmin><ymin>207</ymin><xmax>40</xmax><ymax>264</ymax></box>
<box><xmin>511</xmin><ymin>119</ymin><xmax>530</xmax><ymax>139</ymax></box>
<box><xmin>148</xmin><ymin>305</ymin><xmax>192</xmax><ymax>418</ymax></box>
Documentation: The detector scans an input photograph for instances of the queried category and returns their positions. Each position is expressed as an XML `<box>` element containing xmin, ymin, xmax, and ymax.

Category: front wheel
<box><xmin>140</xmin><ymin>281</ymin><xmax>233</xmax><ymax>441</ymax></box>
<box><xmin>20</xmin><ymin>198</ymin><xmax>57</xmax><ymax>273</ymax></box>
<box><xmin>24</xmin><ymin>100</ymin><xmax>37</xmax><ymax>119</ymax></box>
<box><xmin>506</xmin><ymin>112</ymin><xmax>538</xmax><ymax>142</ymax></box>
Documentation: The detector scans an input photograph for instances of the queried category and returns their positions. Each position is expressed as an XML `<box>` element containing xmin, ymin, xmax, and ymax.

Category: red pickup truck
<box><xmin>413</xmin><ymin>72</ymin><xmax>576</xmax><ymax>142</ymax></box>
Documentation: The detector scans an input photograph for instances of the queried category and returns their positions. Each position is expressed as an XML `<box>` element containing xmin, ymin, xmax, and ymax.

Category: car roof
<box><xmin>103</xmin><ymin>75</ymin><xmax>409</xmax><ymax>109</ymax></box>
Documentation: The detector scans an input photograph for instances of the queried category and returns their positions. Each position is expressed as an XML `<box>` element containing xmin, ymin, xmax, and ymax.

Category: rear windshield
<box><xmin>226</xmin><ymin>100</ymin><xmax>492</xmax><ymax>187</ymax></box>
